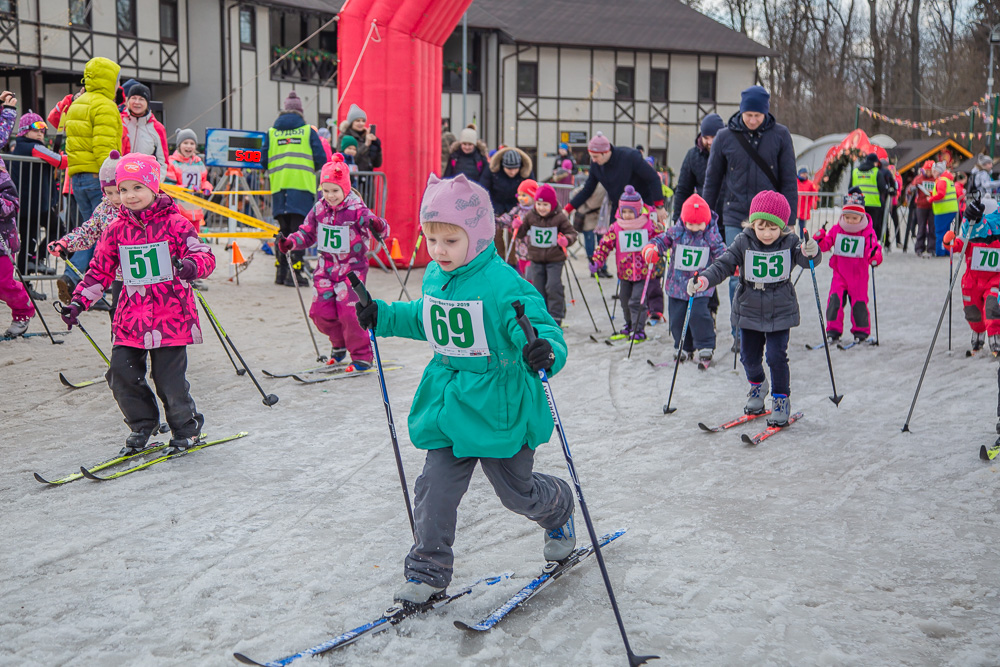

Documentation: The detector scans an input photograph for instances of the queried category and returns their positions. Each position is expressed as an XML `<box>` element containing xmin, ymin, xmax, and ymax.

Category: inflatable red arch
<box><xmin>338</xmin><ymin>0</ymin><xmax>474</xmax><ymax>268</ymax></box>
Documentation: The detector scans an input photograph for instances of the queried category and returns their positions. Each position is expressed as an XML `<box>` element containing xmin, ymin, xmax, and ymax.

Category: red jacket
<box><xmin>47</xmin><ymin>93</ymin><xmax>75</xmax><ymax>131</ymax></box>
<box><xmin>911</xmin><ymin>173</ymin><xmax>933</xmax><ymax>209</ymax></box>
<box><xmin>796</xmin><ymin>178</ymin><xmax>818</xmax><ymax>221</ymax></box>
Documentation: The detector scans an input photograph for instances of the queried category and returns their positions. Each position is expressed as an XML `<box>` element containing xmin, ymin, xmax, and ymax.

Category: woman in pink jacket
<box><xmin>60</xmin><ymin>153</ymin><xmax>216</xmax><ymax>456</ymax></box>
<box><xmin>276</xmin><ymin>154</ymin><xmax>389</xmax><ymax>372</ymax></box>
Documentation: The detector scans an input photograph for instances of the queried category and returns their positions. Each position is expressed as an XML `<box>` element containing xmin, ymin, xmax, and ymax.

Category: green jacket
<box><xmin>65</xmin><ymin>57</ymin><xmax>122</xmax><ymax>177</ymax></box>
<box><xmin>374</xmin><ymin>245</ymin><xmax>567</xmax><ymax>458</ymax></box>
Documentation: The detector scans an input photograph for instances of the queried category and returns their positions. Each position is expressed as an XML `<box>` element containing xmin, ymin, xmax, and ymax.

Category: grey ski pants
<box><xmin>527</xmin><ymin>261</ymin><xmax>567</xmax><ymax>323</ymax></box>
<box><xmin>405</xmin><ymin>445</ymin><xmax>574</xmax><ymax>588</ymax></box>
<box><xmin>106</xmin><ymin>345</ymin><xmax>202</xmax><ymax>438</ymax></box>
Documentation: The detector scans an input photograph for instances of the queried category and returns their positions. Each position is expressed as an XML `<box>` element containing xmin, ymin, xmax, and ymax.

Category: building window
<box><xmin>698</xmin><ymin>71</ymin><xmax>716</xmax><ymax>103</ymax></box>
<box><xmin>442</xmin><ymin>29</ymin><xmax>482</xmax><ymax>93</ymax></box>
<box><xmin>159</xmin><ymin>0</ymin><xmax>178</xmax><ymax>43</ymax></box>
<box><xmin>239</xmin><ymin>7</ymin><xmax>256</xmax><ymax>48</ymax></box>
<box><xmin>517</xmin><ymin>62</ymin><xmax>538</xmax><ymax>97</ymax></box>
<box><xmin>615</xmin><ymin>67</ymin><xmax>635</xmax><ymax>101</ymax></box>
<box><xmin>0</xmin><ymin>0</ymin><xmax>15</xmax><ymax>18</ymax></box>
<box><xmin>69</xmin><ymin>0</ymin><xmax>91</xmax><ymax>27</ymax></box>
<box><xmin>650</xmin><ymin>68</ymin><xmax>669</xmax><ymax>103</ymax></box>
<box><xmin>117</xmin><ymin>0</ymin><xmax>136</xmax><ymax>35</ymax></box>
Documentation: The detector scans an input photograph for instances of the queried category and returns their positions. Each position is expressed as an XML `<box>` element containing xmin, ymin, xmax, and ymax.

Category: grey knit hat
<box><xmin>977</xmin><ymin>153</ymin><xmax>994</xmax><ymax>168</ymax></box>
<box><xmin>283</xmin><ymin>91</ymin><xmax>304</xmax><ymax>114</ymax></box>
<box><xmin>99</xmin><ymin>150</ymin><xmax>122</xmax><ymax>188</ymax></box>
<box><xmin>175</xmin><ymin>128</ymin><xmax>197</xmax><ymax>146</ymax></box>
<box><xmin>346</xmin><ymin>103</ymin><xmax>366</xmax><ymax>125</ymax></box>
<box><xmin>501</xmin><ymin>149</ymin><xmax>522</xmax><ymax>169</ymax></box>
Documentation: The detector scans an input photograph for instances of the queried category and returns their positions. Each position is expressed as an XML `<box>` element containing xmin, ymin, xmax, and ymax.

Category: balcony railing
<box><xmin>270</xmin><ymin>46</ymin><xmax>337</xmax><ymax>86</ymax></box>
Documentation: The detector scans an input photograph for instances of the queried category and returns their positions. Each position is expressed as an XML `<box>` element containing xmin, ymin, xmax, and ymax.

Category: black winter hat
<box><xmin>128</xmin><ymin>83</ymin><xmax>151</xmax><ymax>103</ymax></box>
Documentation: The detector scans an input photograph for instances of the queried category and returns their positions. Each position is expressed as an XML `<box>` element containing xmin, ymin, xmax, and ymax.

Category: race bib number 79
<box><xmin>744</xmin><ymin>249</ymin><xmax>790</xmax><ymax>283</ymax></box>
<box><xmin>422</xmin><ymin>296</ymin><xmax>490</xmax><ymax>357</ymax></box>
<box><xmin>618</xmin><ymin>229</ymin><xmax>648</xmax><ymax>253</ymax></box>
<box><xmin>972</xmin><ymin>246</ymin><xmax>1000</xmax><ymax>272</ymax></box>
<box><xmin>121</xmin><ymin>241</ymin><xmax>172</xmax><ymax>286</ymax></box>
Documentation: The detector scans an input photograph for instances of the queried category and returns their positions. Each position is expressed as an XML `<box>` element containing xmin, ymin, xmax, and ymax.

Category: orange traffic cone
<box><xmin>231</xmin><ymin>241</ymin><xmax>246</xmax><ymax>265</ymax></box>
<box><xmin>390</xmin><ymin>238</ymin><xmax>402</xmax><ymax>261</ymax></box>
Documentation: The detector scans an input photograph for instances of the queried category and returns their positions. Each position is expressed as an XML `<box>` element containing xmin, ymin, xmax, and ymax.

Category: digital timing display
<box><xmin>228</xmin><ymin>136</ymin><xmax>263</xmax><ymax>163</ymax></box>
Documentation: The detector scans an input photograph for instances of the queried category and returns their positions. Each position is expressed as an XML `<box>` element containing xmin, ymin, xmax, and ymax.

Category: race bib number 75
<box><xmin>121</xmin><ymin>241</ymin><xmax>172</xmax><ymax>286</ymax></box>
<box><xmin>317</xmin><ymin>224</ymin><xmax>351</xmax><ymax>255</ymax></box>
<box><xmin>744</xmin><ymin>249</ymin><xmax>790</xmax><ymax>283</ymax></box>
<box><xmin>422</xmin><ymin>296</ymin><xmax>490</xmax><ymax>357</ymax></box>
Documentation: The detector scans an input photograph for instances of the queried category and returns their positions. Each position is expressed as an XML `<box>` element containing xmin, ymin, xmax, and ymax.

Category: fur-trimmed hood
<box><xmin>489</xmin><ymin>146</ymin><xmax>532</xmax><ymax>178</ymax></box>
<box><xmin>448</xmin><ymin>139</ymin><xmax>489</xmax><ymax>160</ymax></box>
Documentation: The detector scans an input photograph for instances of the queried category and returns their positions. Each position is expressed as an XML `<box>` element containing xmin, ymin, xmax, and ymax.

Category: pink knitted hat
<box><xmin>617</xmin><ymin>185</ymin><xmax>644</xmax><ymax>218</ymax></box>
<box><xmin>419</xmin><ymin>173</ymin><xmax>495</xmax><ymax>264</ymax></box>
<box><xmin>16</xmin><ymin>111</ymin><xmax>44</xmax><ymax>137</ymax></box>
<box><xmin>588</xmin><ymin>131</ymin><xmax>611</xmax><ymax>153</ymax></box>
<box><xmin>535</xmin><ymin>184</ymin><xmax>558</xmax><ymax>208</ymax></box>
<box><xmin>748</xmin><ymin>190</ymin><xmax>790</xmax><ymax>229</ymax></box>
<box><xmin>115</xmin><ymin>152</ymin><xmax>161</xmax><ymax>192</ymax></box>
<box><xmin>320</xmin><ymin>153</ymin><xmax>351</xmax><ymax>196</ymax></box>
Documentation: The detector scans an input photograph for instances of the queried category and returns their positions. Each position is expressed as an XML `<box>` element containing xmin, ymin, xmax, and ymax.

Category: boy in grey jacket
<box><xmin>689</xmin><ymin>190</ymin><xmax>820</xmax><ymax>426</ymax></box>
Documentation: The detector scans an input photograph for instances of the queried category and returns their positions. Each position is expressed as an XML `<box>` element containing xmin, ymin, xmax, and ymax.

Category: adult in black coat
<box><xmin>673</xmin><ymin>113</ymin><xmax>724</xmax><ymax>224</ymax></box>
<box><xmin>552</xmin><ymin>142</ymin><xmax>578</xmax><ymax>175</ymax></box>
<box><xmin>443</xmin><ymin>125</ymin><xmax>489</xmax><ymax>181</ymax></box>
<box><xmin>565</xmin><ymin>132</ymin><xmax>666</xmax><ymax>223</ymax></box>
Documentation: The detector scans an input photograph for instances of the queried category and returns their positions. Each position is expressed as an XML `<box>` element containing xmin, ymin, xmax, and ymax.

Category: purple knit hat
<box><xmin>419</xmin><ymin>173</ymin><xmax>495</xmax><ymax>264</ymax></box>
<box><xmin>283</xmin><ymin>91</ymin><xmax>304</xmax><ymax>114</ymax></box>
<box><xmin>748</xmin><ymin>190</ymin><xmax>790</xmax><ymax>229</ymax></box>
<box><xmin>617</xmin><ymin>185</ymin><xmax>644</xmax><ymax>217</ymax></box>
<box><xmin>588</xmin><ymin>131</ymin><xmax>611</xmax><ymax>153</ymax></box>
<box><xmin>16</xmin><ymin>111</ymin><xmax>45</xmax><ymax>137</ymax></box>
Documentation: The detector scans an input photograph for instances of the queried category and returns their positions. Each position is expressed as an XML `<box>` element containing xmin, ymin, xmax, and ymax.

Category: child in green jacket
<box><xmin>355</xmin><ymin>174</ymin><xmax>576</xmax><ymax>605</ymax></box>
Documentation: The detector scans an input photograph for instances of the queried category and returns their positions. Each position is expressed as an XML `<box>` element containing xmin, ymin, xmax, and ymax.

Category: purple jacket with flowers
<box><xmin>288</xmin><ymin>191</ymin><xmax>389</xmax><ymax>287</ymax></box>
<box><xmin>591</xmin><ymin>215</ymin><xmax>656</xmax><ymax>281</ymax></box>
<box><xmin>0</xmin><ymin>106</ymin><xmax>20</xmax><ymax>256</ymax></box>
<box><xmin>649</xmin><ymin>213</ymin><xmax>727</xmax><ymax>299</ymax></box>
<box><xmin>72</xmin><ymin>193</ymin><xmax>216</xmax><ymax>349</ymax></box>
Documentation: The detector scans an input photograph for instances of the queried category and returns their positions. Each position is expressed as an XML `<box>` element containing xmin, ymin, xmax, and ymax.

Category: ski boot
<box><xmin>972</xmin><ymin>331</ymin><xmax>985</xmax><ymax>353</ymax></box>
<box><xmin>853</xmin><ymin>333</ymin><xmax>867</xmax><ymax>345</ymax></box>
<box><xmin>284</xmin><ymin>261</ymin><xmax>311</xmax><ymax>287</ymax></box>
<box><xmin>673</xmin><ymin>347</ymin><xmax>688</xmax><ymax>362</ymax></box>
<box><xmin>344</xmin><ymin>359</ymin><xmax>373</xmax><ymax>373</ymax></box>
<box><xmin>745</xmin><ymin>378</ymin><xmax>769</xmax><ymax>415</ymax></box>
<box><xmin>696</xmin><ymin>348</ymin><xmax>713</xmax><ymax>370</ymax></box>
<box><xmin>327</xmin><ymin>347</ymin><xmax>347</xmax><ymax>365</ymax></box>
<box><xmin>989</xmin><ymin>335</ymin><xmax>1000</xmax><ymax>359</ymax></box>
<box><xmin>826</xmin><ymin>332</ymin><xmax>841</xmax><ymax>344</ymax></box>
<box><xmin>394</xmin><ymin>579</ymin><xmax>446</xmax><ymax>606</ymax></box>
<box><xmin>768</xmin><ymin>393</ymin><xmax>790</xmax><ymax>427</ymax></box>
<box><xmin>630</xmin><ymin>330</ymin><xmax>647</xmax><ymax>342</ymax></box>
<box><xmin>56</xmin><ymin>277</ymin><xmax>73</xmax><ymax>304</ymax></box>
<box><xmin>165</xmin><ymin>434</ymin><xmax>203</xmax><ymax>455</ymax></box>
<box><xmin>3</xmin><ymin>318</ymin><xmax>29</xmax><ymax>338</ymax></box>
<box><xmin>120</xmin><ymin>429</ymin><xmax>154</xmax><ymax>456</ymax></box>
<box><xmin>274</xmin><ymin>260</ymin><xmax>287</xmax><ymax>285</ymax></box>
<box><xmin>543</xmin><ymin>514</ymin><xmax>576</xmax><ymax>562</ymax></box>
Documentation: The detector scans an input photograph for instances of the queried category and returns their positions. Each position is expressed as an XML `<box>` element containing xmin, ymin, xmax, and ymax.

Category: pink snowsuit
<box><xmin>815</xmin><ymin>215</ymin><xmax>883</xmax><ymax>337</ymax></box>
<box><xmin>0</xmin><ymin>106</ymin><xmax>33</xmax><ymax>324</ymax></box>
<box><xmin>72</xmin><ymin>193</ymin><xmax>217</xmax><ymax>348</ymax></box>
<box><xmin>591</xmin><ymin>214</ymin><xmax>657</xmax><ymax>281</ymax></box>
<box><xmin>287</xmin><ymin>192</ymin><xmax>389</xmax><ymax>362</ymax></box>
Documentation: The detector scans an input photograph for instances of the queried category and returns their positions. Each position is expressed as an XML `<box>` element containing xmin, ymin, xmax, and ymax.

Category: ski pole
<box><xmin>281</xmin><ymin>242</ymin><xmax>327</xmax><ymax>363</ymax></box>
<box><xmin>397</xmin><ymin>231</ymin><xmax>423</xmax><ymax>300</ymax></box>
<box><xmin>663</xmin><ymin>291</ymin><xmax>694</xmax><ymax>414</ymax></box>
<box><xmin>564</xmin><ymin>259</ymin><xmax>576</xmax><ymax>305</ymax></box>
<box><xmin>62</xmin><ymin>258</ymin><xmax>114</xmax><ymax>310</ymax></box>
<box><xmin>947</xmin><ymin>215</ymin><xmax>957</xmax><ymax>352</ymax></box>
<box><xmin>611</xmin><ymin>278</ymin><xmax>621</xmax><ymax>323</ymax></box>
<box><xmin>512</xmin><ymin>301</ymin><xmax>658</xmax><ymax>667</ymax></box>
<box><xmin>53</xmin><ymin>301</ymin><xmax>108</xmax><ymax>363</ymax></box>
<box><xmin>196</xmin><ymin>294</ymin><xmax>246</xmax><ymax>376</ymax></box>
<box><xmin>348</xmin><ymin>272</ymin><xmax>417</xmax><ymax>543</ymax></box>
<box><xmin>627</xmin><ymin>265</ymin><xmax>654</xmax><ymax>360</ymax></box>
<box><xmin>377</xmin><ymin>236</ymin><xmax>412</xmax><ymax>301</ymax></box>
<box><xmin>13</xmin><ymin>265</ymin><xmax>62</xmax><ymax>345</ymax></box>
<box><xmin>564</xmin><ymin>251</ymin><xmax>599</xmax><ymax>333</ymax></box>
<box><xmin>792</xmin><ymin>266</ymin><xmax>804</xmax><ymax>287</ymax></box>
<box><xmin>593</xmin><ymin>272</ymin><xmax>616</xmax><ymax>330</ymax></box>
<box><xmin>803</xmin><ymin>232</ymin><xmax>844</xmax><ymax>406</ymax></box>
<box><xmin>870</xmin><ymin>263</ymin><xmax>879</xmax><ymax>346</ymax></box>
<box><xmin>194</xmin><ymin>289</ymin><xmax>278</xmax><ymax>407</ymax></box>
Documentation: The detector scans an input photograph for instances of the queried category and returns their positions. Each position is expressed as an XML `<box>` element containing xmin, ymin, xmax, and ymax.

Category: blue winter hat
<box><xmin>700</xmin><ymin>113</ymin><xmax>724</xmax><ymax>138</ymax></box>
<box><xmin>559</xmin><ymin>142</ymin><xmax>569</xmax><ymax>151</ymax></box>
<box><xmin>740</xmin><ymin>85</ymin><xmax>770</xmax><ymax>115</ymax></box>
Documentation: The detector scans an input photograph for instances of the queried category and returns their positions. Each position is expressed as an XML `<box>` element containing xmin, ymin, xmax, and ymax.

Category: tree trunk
<box><xmin>868</xmin><ymin>0</ymin><xmax>883</xmax><ymax>132</ymax></box>
<box><xmin>909</xmin><ymin>0</ymin><xmax>921</xmax><ymax>121</ymax></box>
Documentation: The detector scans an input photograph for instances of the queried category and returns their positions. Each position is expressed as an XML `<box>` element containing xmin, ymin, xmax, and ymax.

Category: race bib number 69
<box><xmin>121</xmin><ymin>241</ymin><xmax>172</xmax><ymax>286</ymax></box>
<box><xmin>422</xmin><ymin>296</ymin><xmax>490</xmax><ymax>357</ymax></box>
<box><xmin>972</xmin><ymin>246</ymin><xmax>1000</xmax><ymax>272</ymax></box>
<box><xmin>745</xmin><ymin>249</ymin><xmax>790</xmax><ymax>283</ymax></box>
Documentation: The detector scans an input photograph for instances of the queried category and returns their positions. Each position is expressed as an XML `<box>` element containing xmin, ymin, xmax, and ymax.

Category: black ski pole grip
<box><xmin>512</xmin><ymin>301</ymin><xmax>537</xmax><ymax>344</ymax></box>
<box><xmin>348</xmin><ymin>271</ymin><xmax>370</xmax><ymax>306</ymax></box>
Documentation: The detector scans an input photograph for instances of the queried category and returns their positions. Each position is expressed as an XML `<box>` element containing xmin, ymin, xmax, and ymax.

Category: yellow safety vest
<box><xmin>931</xmin><ymin>177</ymin><xmax>958</xmax><ymax>215</ymax></box>
<box><xmin>851</xmin><ymin>167</ymin><xmax>881</xmax><ymax>207</ymax></box>
<box><xmin>267</xmin><ymin>125</ymin><xmax>316</xmax><ymax>193</ymax></box>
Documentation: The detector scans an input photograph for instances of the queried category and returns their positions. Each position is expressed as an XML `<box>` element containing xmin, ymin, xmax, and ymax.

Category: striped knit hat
<box><xmin>748</xmin><ymin>190</ymin><xmax>790</xmax><ymax>229</ymax></box>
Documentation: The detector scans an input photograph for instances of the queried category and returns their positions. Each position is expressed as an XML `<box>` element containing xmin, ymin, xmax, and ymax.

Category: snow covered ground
<box><xmin>2</xmin><ymin>245</ymin><xmax>999</xmax><ymax>667</ymax></box>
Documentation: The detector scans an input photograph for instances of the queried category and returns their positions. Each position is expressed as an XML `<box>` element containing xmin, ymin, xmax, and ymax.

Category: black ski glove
<box><xmin>522</xmin><ymin>334</ymin><xmax>555</xmax><ymax>372</ymax></box>
<box><xmin>965</xmin><ymin>199</ymin><xmax>985</xmax><ymax>224</ymax></box>
<box><xmin>355</xmin><ymin>298</ymin><xmax>378</xmax><ymax>330</ymax></box>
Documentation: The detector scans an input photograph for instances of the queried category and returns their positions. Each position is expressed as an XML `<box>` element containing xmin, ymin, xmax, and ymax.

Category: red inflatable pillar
<box><xmin>338</xmin><ymin>0</ymin><xmax>474</xmax><ymax>268</ymax></box>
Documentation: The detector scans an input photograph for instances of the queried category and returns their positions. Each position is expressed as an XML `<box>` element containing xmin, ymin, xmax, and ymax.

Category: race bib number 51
<box><xmin>832</xmin><ymin>235</ymin><xmax>865</xmax><ymax>258</ymax></box>
<box><xmin>972</xmin><ymin>246</ymin><xmax>1000</xmax><ymax>272</ymax></box>
<box><xmin>422</xmin><ymin>296</ymin><xmax>490</xmax><ymax>357</ymax></box>
<box><xmin>317</xmin><ymin>224</ymin><xmax>351</xmax><ymax>254</ymax></box>
<box><xmin>121</xmin><ymin>241</ymin><xmax>172</xmax><ymax>286</ymax></box>
<box><xmin>745</xmin><ymin>249</ymin><xmax>790</xmax><ymax>283</ymax></box>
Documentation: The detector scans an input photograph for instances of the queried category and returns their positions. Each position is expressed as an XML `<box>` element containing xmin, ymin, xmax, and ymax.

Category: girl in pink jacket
<box><xmin>61</xmin><ymin>153</ymin><xmax>217</xmax><ymax>455</ymax></box>
<box><xmin>276</xmin><ymin>154</ymin><xmax>389</xmax><ymax>371</ymax></box>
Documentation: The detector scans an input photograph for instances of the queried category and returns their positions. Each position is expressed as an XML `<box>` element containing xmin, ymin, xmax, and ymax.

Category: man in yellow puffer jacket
<box><xmin>63</xmin><ymin>57</ymin><xmax>123</xmax><ymax>286</ymax></box>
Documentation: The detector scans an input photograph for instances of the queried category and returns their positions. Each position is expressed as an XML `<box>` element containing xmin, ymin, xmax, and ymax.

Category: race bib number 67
<box><xmin>422</xmin><ymin>296</ymin><xmax>490</xmax><ymax>357</ymax></box>
<box><xmin>121</xmin><ymin>241</ymin><xmax>172</xmax><ymax>286</ymax></box>
<box><xmin>972</xmin><ymin>246</ymin><xmax>1000</xmax><ymax>272</ymax></box>
<box><xmin>832</xmin><ymin>235</ymin><xmax>865</xmax><ymax>258</ymax></box>
<box><xmin>745</xmin><ymin>249</ymin><xmax>790</xmax><ymax>283</ymax></box>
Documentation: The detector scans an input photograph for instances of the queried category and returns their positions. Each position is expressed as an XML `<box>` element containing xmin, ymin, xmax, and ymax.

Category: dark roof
<box><xmin>467</xmin><ymin>0</ymin><xmax>771</xmax><ymax>57</ymax></box>
<box><xmin>254</xmin><ymin>0</ymin><xmax>339</xmax><ymax>13</ymax></box>
<box><xmin>891</xmin><ymin>138</ymin><xmax>973</xmax><ymax>174</ymax></box>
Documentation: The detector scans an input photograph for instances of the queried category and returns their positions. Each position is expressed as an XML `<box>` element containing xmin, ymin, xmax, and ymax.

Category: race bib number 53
<box><xmin>972</xmin><ymin>246</ymin><xmax>1000</xmax><ymax>272</ymax></box>
<box><xmin>745</xmin><ymin>249</ymin><xmax>790</xmax><ymax>283</ymax></box>
<box><xmin>121</xmin><ymin>241</ymin><xmax>172</xmax><ymax>286</ymax></box>
<box><xmin>317</xmin><ymin>224</ymin><xmax>351</xmax><ymax>255</ymax></box>
<box><xmin>422</xmin><ymin>296</ymin><xmax>490</xmax><ymax>357</ymax></box>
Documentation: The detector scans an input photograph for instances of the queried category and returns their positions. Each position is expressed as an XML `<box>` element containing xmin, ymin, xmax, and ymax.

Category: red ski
<box><xmin>741</xmin><ymin>412</ymin><xmax>804</xmax><ymax>446</ymax></box>
<box><xmin>698</xmin><ymin>411</ymin><xmax>771</xmax><ymax>433</ymax></box>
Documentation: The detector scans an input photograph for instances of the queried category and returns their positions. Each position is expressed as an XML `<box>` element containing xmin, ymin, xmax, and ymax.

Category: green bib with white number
<box><xmin>972</xmin><ymin>246</ymin><xmax>1000</xmax><ymax>272</ymax></box>
<box><xmin>832</xmin><ymin>234</ymin><xmax>865</xmax><ymax>259</ymax></box>
<box><xmin>422</xmin><ymin>295</ymin><xmax>490</xmax><ymax>358</ymax></box>
<box><xmin>121</xmin><ymin>241</ymin><xmax>172</xmax><ymax>286</ymax></box>
<box><xmin>529</xmin><ymin>227</ymin><xmax>558</xmax><ymax>248</ymax></box>
<box><xmin>618</xmin><ymin>229</ymin><xmax>648</xmax><ymax>253</ymax></box>
<box><xmin>674</xmin><ymin>244</ymin><xmax>709</xmax><ymax>271</ymax></box>
<box><xmin>317</xmin><ymin>224</ymin><xmax>351</xmax><ymax>255</ymax></box>
<box><xmin>745</xmin><ymin>249</ymin><xmax>790</xmax><ymax>283</ymax></box>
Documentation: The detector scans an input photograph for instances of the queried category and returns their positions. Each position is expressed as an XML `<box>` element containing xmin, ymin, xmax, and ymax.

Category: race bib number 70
<box><xmin>744</xmin><ymin>249</ymin><xmax>790</xmax><ymax>283</ymax></box>
<box><xmin>422</xmin><ymin>295</ymin><xmax>490</xmax><ymax>357</ymax></box>
<box><xmin>972</xmin><ymin>246</ymin><xmax>1000</xmax><ymax>272</ymax></box>
<box><xmin>120</xmin><ymin>241</ymin><xmax>172</xmax><ymax>286</ymax></box>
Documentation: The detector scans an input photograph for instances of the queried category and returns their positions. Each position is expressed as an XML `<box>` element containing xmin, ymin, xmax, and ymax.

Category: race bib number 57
<box><xmin>972</xmin><ymin>246</ymin><xmax>1000</xmax><ymax>272</ymax></box>
<box><xmin>744</xmin><ymin>249</ymin><xmax>790</xmax><ymax>283</ymax></box>
<box><xmin>121</xmin><ymin>241</ymin><xmax>172</xmax><ymax>286</ymax></box>
<box><xmin>422</xmin><ymin>296</ymin><xmax>490</xmax><ymax>357</ymax></box>
<box><xmin>674</xmin><ymin>244</ymin><xmax>709</xmax><ymax>271</ymax></box>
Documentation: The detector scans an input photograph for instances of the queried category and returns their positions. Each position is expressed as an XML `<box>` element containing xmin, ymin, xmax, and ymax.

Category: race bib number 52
<box><xmin>530</xmin><ymin>227</ymin><xmax>557</xmax><ymax>248</ymax></box>
<box><xmin>422</xmin><ymin>296</ymin><xmax>490</xmax><ymax>357</ymax></box>
<box><xmin>744</xmin><ymin>249</ymin><xmax>790</xmax><ymax>283</ymax></box>
<box><xmin>121</xmin><ymin>241</ymin><xmax>172</xmax><ymax>286</ymax></box>
<box><xmin>972</xmin><ymin>246</ymin><xmax>1000</xmax><ymax>272</ymax></box>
